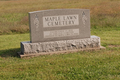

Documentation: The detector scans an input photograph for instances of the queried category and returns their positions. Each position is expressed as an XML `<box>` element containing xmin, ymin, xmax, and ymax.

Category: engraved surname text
<box><xmin>44</xmin><ymin>29</ymin><xmax>79</xmax><ymax>38</ymax></box>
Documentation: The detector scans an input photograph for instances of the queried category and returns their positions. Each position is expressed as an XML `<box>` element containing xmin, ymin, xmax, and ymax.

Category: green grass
<box><xmin>0</xmin><ymin>27</ymin><xmax>120</xmax><ymax>80</ymax></box>
<box><xmin>0</xmin><ymin>50</ymin><xmax>120</xmax><ymax>80</ymax></box>
<box><xmin>91</xmin><ymin>27</ymin><xmax>120</xmax><ymax>46</ymax></box>
<box><xmin>0</xmin><ymin>0</ymin><xmax>120</xmax><ymax>34</ymax></box>
<box><xmin>0</xmin><ymin>0</ymin><xmax>120</xmax><ymax>79</ymax></box>
<box><xmin>0</xmin><ymin>33</ymin><xmax>29</xmax><ymax>50</ymax></box>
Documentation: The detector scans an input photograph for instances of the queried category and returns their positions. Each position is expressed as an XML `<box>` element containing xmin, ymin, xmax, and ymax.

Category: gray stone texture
<box><xmin>21</xmin><ymin>36</ymin><xmax>100</xmax><ymax>54</ymax></box>
<box><xmin>29</xmin><ymin>9</ymin><xmax>90</xmax><ymax>43</ymax></box>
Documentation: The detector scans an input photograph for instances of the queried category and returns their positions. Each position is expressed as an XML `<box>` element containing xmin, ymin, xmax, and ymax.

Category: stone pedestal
<box><xmin>18</xmin><ymin>36</ymin><xmax>105</xmax><ymax>58</ymax></box>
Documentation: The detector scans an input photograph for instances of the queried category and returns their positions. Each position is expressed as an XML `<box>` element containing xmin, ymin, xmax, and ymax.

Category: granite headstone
<box><xmin>19</xmin><ymin>9</ymin><xmax>105</xmax><ymax>58</ymax></box>
<box><xmin>29</xmin><ymin>9</ymin><xmax>90</xmax><ymax>43</ymax></box>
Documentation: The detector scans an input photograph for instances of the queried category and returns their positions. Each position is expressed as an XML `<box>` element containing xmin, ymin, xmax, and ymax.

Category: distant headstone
<box><xmin>19</xmin><ymin>9</ymin><xmax>105</xmax><ymax>58</ymax></box>
<box><xmin>29</xmin><ymin>9</ymin><xmax>90</xmax><ymax>43</ymax></box>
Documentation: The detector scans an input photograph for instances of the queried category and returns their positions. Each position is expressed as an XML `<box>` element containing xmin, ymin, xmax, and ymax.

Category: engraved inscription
<box><xmin>43</xmin><ymin>14</ymin><xmax>79</xmax><ymax>27</ymax></box>
<box><xmin>44</xmin><ymin>29</ymin><xmax>79</xmax><ymax>38</ymax></box>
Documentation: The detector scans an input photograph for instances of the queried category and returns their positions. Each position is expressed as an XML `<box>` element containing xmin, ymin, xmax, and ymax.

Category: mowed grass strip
<box><xmin>0</xmin><ymin>27</ymin><xmax>119</xmax><ymax>52</ymax></box>
<box><xmin>0</xmin><ymin>27</ymin><xmax>120</xmax><ymax>79</ymax></box>
<box><xmin>0</xmin><ymin>48</ymin><xmax>120</xmax><ymax>80</ymax></box>
<box><xmin>91</xmin><ymin>27</ymin><xmax>120</xmax><ymax>46</ymax></box>
<box><xmin>0</xmin><ymin>33</ymin><xmax>30</xmax><ymax>50</ymax></box>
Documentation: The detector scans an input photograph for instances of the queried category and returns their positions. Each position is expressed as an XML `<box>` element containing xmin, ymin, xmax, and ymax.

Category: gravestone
<box><xmin>19</xmin><ymin>9</ymin><xmax>105</xmax><ymax>58</ymax></box>
<box><xmin>29</xmin><ymin>9</ymin><xmax>90</xmax><ymax>43</ymax></box>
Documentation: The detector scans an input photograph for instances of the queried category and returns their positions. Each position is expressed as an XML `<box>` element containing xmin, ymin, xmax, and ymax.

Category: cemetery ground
<box><xmin>0</xmin><ymin>27</ymin><xmax>120</xmax><ymax>80</ymax></box>
<box><xmin>0</xmin><ymin>0</ymin><xmax>120</xmax><ymax>79</ymax></box>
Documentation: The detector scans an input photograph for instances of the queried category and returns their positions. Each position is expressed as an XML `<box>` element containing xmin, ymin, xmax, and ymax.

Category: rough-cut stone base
<box><xmin>19</xmin><ymin>36</ymin><xmax>106</xmax><ymax>58</ymax></box>
<box><xmin>18</xmin><ymin>46</ymin><xmax>105</xmax><ymax>58</ymax></box>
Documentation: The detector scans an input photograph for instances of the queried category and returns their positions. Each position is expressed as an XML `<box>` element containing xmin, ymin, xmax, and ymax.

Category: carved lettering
<box><xmin>44</xmin><ymin>29</ymin><xmax>79</xmax><ymax>38</ymax></box>
<box><xmin>43</xmin><ymin>14</ymin><xmax>79</xmax><ymax>27</ymax></box>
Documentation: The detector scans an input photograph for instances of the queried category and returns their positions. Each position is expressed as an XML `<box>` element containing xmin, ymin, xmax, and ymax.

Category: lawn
<box><xmin>0</xmin><ymin>0</ymin><xmax>120</xmax><ymax>80</ymax></box>
<box><xmin>0</xmin><ymin>27</ymin><xmax>120</xmax><ymax>80</ymax></box>
<box><xmin>0</xmin><ymin>0</ymin><xmax>120</xmax><ymax>34</ymax></box>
